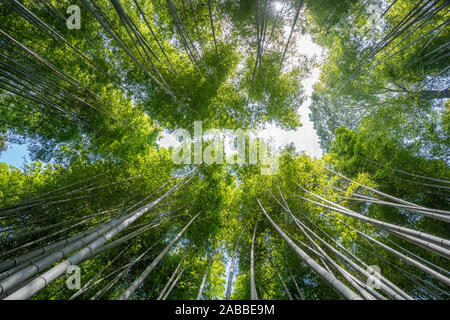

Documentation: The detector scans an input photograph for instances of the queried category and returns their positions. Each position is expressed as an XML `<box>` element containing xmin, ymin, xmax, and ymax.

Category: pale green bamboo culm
<box><xmin>118</xmin><ymin>212</ymin><xmax>200</xmax><ymax>300</ymax></box>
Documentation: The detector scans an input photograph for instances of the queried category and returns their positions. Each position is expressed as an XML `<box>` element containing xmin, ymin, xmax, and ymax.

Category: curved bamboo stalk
<box><xmin>353</xmin><ymin>241</ymin><xmax>449</xmax><ymax>299</ymax></box>
<box><xmin>384</xmin><ymin>228</ymin><xmax>450</xmax><ymax>259</ymax></box>
<box><xmin>277</xmin><ymin>0</ymin><xmax>303</xmax><ymax>75</ymax></box>
<box><xmin>2</xmin><ymin>176</ymin><xmax>192</xmax><ymax>299</ymax></box>
<box><xmin>133</xmin><ymin>0</ymin><xmax>177</xmax><ymax>73</ymax></box>
<box><xmin>366</xmin><ymin>159</ymin><xmax>450</xmax><ymax>185</ymax></box>
<box><xmin>299</xmin><ymin>213</ymin><xmax>413</xmax><ymax>300</ymax></box>
<box><xmin>69</xmin><ymin>244</ymin><xmax>131</xmax><ymax>300</ymax></box>
<box><xmin>382</xmin><ymin>235</ymin><xmax>450</xmax><ymax>277</ymax></box>
<box><xmin>207</xmin><ymin>0</ymin><xmax>219</xmax><ymax>59</ymax></box>
<box><xmin>275</xmin><ymin>183</ymin><xmax>379</xmax><ymax>300</ymax></box>
<box><xmin>257</xmin><ymin>199</ymin><xmax>362</xmax><ymax>300</ymax></box>
<box><xmin>296</xmin><ymin>190</ymin><xmax>450</xmax><ymax>250</ymax></box>
<box><xmin>271</xmin><ymin>186</ymin><xmax>335</xmax><ymax>273</ymax></box>
<box><xmin>90</xmin><ymin>245</ymin><xmax>156</xmax><ymax>300</ymax></box>
<box><xmin>293</xmin><ymin>216</ymin><xmax>408</xmax><ymax>300</ymax></box>
<box><xmin>0</xmin><ymin>218</ymin><xmax>113</xmax><ymax>272</ymax></box>
<box><xmin>322</xmin><ymin>166</ymin><xmax>437</xmax><ymax>210</ymax></box>
<box><xmin>118</xmin><ymin>212</ymin><xmax>200</xmax><ymax>300</ymax></box>
<box><xmin>334</xmin><ymin>217</ymin><xmax>450</xmax><ymax>286</ymax></box>
<box><xmin>188</xmin><ymin>0</ymin><xmax>205</xmax><ymax>53</ymax></box>
<box><xmin>290</xmin><ymin>271</ymin><xmax>304</xmax><ymax>300</ymax></box>
<box><xmin>337</xmin><ymin>191</ymin><xmax>450</xmax><ymax>218</ymax></box>
<box><xmin>270</xmin><ymin>261</ymin><xmax>292</xmax><ymax>300</ymax></box>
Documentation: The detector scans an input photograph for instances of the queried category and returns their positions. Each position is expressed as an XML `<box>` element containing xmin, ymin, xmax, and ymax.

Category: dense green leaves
<box><xmin>0</xmin><ymin>0</ymin><xmax>448</xmax><ymax>300</ymax></box>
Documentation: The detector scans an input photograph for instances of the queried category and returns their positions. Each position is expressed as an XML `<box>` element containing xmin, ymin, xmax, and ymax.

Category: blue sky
<box><xmin>0</xmin><ymin>143</ymin><xmax>30</xmax><ymax>168</ymax></box>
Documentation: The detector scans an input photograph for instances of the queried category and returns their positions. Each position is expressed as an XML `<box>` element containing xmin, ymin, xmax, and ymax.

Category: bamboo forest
<box><xmin>0</xmin><ymin>0</ymin><xmax>449</xmax><ymax>302</ymax></box>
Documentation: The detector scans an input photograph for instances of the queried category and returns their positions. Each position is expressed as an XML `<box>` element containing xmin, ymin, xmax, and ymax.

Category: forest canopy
<box><xmin>0</xmin><ymin>0</ymin><xmax>449</xmax><ymax>301</ymax></box>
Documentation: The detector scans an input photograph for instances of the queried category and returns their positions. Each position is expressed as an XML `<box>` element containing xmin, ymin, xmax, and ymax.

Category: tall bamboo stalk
<box><xmin>158</xmin><ymin>255</ymin><xmax>186</xmax><ymax>300</ymax></box>
<box><xmin>196</xmin><ymin>252</ymin><xmax>215</xmax><ymax>300</ymax></box>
